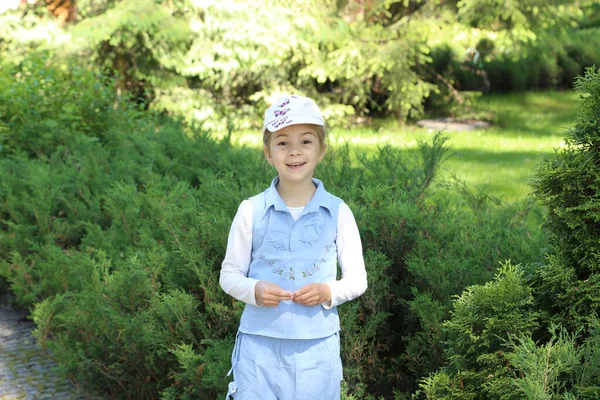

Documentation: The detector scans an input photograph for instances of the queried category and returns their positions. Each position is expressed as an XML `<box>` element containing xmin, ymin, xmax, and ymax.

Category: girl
<box><xmin>220</xmin><ymin>95</ymin><xmax>368</xmax><ymax>400</ymax></box>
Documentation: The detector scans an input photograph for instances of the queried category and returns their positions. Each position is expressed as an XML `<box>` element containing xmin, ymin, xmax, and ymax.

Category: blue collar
<box><xmin>263</xmin><ymin>176</ymin><xmax>333</xmax><ymax>216</ymax></box>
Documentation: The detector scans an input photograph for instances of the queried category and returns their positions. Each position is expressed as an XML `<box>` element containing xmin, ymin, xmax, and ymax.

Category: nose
<box><xmin>288</xmin><ymin>143</ymin><xmax>301</xmax><ymax>156</ymax></box>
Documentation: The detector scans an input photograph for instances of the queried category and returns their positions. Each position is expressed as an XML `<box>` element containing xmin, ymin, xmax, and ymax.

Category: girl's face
<box><xmin>264</xmin><ymin>123</ymin><xmax>325</xmax><ymax>185</ymax></box>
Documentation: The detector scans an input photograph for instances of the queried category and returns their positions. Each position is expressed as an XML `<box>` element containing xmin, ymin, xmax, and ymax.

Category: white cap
<box><xmin>263</xmin><ymin>95</ymin><xmax>324</xmax><ymax>133</ymax></box>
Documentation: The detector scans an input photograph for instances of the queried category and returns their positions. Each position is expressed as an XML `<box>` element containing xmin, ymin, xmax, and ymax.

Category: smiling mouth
<box><xmin>287</xmin><ymin>162</ymin><xmax>306</xmax><ymax>168</ymax></box>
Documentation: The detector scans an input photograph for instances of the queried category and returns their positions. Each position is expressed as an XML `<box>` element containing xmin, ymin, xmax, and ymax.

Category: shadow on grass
<box><xmin>356</xmin><ymin>145</ymin><xmax>552</xmax><ymax>203</ymax></box>
<box><xmin>477</xmin><ymin>92</ymin><xmax>580</xmax><ymax>137</ymax></box>
<box><xmin>447</xmin><ymin>148</ymin><xmax>553</xmax><ymax>167</ymax></box>
<box><xmin>367</xmin><ymin>146</ymin><xmax>553</xmax><ymax>169</ymax></box>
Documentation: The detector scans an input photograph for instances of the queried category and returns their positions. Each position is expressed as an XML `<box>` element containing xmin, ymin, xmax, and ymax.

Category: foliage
<box><xmin>421</xmin><ymin>263</ymin><xmax>540</xmax><ymax>399</ymax></box>
<box><xmin>1</xmin><ymin>0</ymin><xmax>598</xmax><ymax>129</ymax></box>
<box><xmin>481</xmin><ymin>28</ymin><xmax>600</xmax><ymax>92</ymax></box>
<box><xmin>71</xmin><ymin>0</ymin><xmax>191</xmax><ymax>98</ymax></box>
<box><xmin>0</xmin><ymin>54</ymin><xmax>125</xmax><ymax>157</ymax></box>
<box><xmin>530</xmin><ymin>67</ymin><xmax>600</xmax><ymax>332</ymax></box>
<box><xmin>421</xmin><ymin>67</ymin><xmax>600</xmax><ymax>399</ymax></box>
<box><xmin>456</xmin><ymin>0</ymin><xmax>583</xmax><ymax>32</ymax></box>
<box><xmin>0</xmin><ymin>56</ymin><xmax>549</xmax><ymax>398</ymax></box>
<box><xmin>0</xmin><ymin>3</ymin><xmax>67</xmax><ymax>66</ymax></box>
<box><xmin>1</xmin><ymin>1</ymin><xmax>598</xmax><ymax>398</ymax></box>
<box><xmin>508</xmin><ymin>324</ymin><xmax>600</xmax><ymax>399</ymax></box>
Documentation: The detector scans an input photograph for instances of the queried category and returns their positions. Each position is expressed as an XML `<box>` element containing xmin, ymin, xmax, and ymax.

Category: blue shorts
<box><xmin>225</xmin><ymin>332</ymin><xmax>343</xmax><ymax>400</ymax></box>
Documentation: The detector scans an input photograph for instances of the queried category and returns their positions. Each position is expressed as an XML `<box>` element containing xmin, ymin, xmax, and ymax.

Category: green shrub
<box><xmin>0</xmin><ymin>55</ymin><xmax>131</xmax><ymax>158</ymax></box>
<box><xmin>482</xmin><ymin>29</ymin><xmax>600</xmax><ymax>93</ymax></box>
<box><xmin>0</xmin><ymin>56</ymin><xmax>549</xmax><ymax>398</ymax></box>
<box><xmin>508</xmin><ymin>324</ymin><xmax>600</xmax><ymax>399</ymax></box>
<box><xmin>531</xmin><ymin>66</ymin><xmax>600</xmax><ymax>331</ymax></box>
<box><xmin>422</xmin><ymin>67</ymin><xmax>600</xmax><ymax>400</ymax></box>
<box><xmin>421</xmin><ymin>263</ymin><xmax>540</xmax><ymax>400</ymax></box>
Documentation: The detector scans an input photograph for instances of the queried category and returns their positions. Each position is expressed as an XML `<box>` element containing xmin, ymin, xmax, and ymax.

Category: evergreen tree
<box><xmin>2</xmin><ymin>0</ymin><xmax>597</xmax><ymax>126</ymax></box>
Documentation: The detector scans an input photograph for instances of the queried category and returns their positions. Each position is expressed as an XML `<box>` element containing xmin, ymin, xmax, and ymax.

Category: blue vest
<box><xmin>238</xmin><ymin>177</ymin><xmax>343</xmax><ymax>339</ymax></box>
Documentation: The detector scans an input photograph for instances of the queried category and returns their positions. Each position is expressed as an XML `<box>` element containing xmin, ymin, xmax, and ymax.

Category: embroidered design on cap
<box><xmin>274</xmin><ymin>108</ymin><xmax>290</xmax><ymax>117</ymax></box>
<box><xmin>263</xmin><ymin>95</ymin><xmax>322</xmax><ymax>132</ymax></box>
<box><xmin>272</xmin><ymin>116</ymin><xmax>293</xmax><ymax>128</ymax></box>
<box><xmin>276</xmin><ymin>96</ymin><xmax>298</xmax><ymax>108</ymax></box>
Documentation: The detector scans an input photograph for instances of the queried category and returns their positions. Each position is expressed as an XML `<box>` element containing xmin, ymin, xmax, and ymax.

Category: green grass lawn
<box><xmin>230</xmin><ymin>90</ymin><xmax>581</xmax><ymax>204</ymax></box>
<box><xmin>436</xmin><ymin>91</ymin><xmax>580</xmax><ymax>202</ymax></box>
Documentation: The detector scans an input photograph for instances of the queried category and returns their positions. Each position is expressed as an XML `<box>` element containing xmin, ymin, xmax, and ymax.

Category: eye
<box><xmin>301</xmin><ymin>139</ymin><xmax>312</xmax><ymax>145</ymax></box>
<box><xmin>277</xmin><ymin>141</ymin><xmax>288</xmax><ymax>146</ymax></box>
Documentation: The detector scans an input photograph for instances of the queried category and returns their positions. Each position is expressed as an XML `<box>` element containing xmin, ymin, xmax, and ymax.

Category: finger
<box><xmin>262</xmin><ymin>282</ymin><xmax>291</xmax><ymax>297</ymax></box>
<box><xmin>262</xmin><ymin>294</ymin><xmax>282</xmax><ymax>306</ymax></box>
<box><xmin>293</xmin><ymin>290</ymin><xmax>316</xmax><ymax>304</ymax></box>
<box><xmin>265</xmin><ymin>291</ymin><xmax>292</xmax><ymax>305</ymax></box>
<box><xmin>267</xmin><ymin>287</ymin><xmax>292</xmax><ymax>299</ymax></box>
<box><xmin>297</xmin><ymin>295</ymin><xmax>318</xmax><ymax>306</ymax></box>
<box><xmin>275</xmin><ymin>288</ymin><xmax>293</xmax><ymax>299</ymax></box>
<box><xmin>292</xmin><ymin>285</ymin><xmax>312</xmax><ymax>298</ymax></box>
<box><xmin>292</xmin><ymin>289</ymin><xmax>310</xmax><ymax>301</ymax></box>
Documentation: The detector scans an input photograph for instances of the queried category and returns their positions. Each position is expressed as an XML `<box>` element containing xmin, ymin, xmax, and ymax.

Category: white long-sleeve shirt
<box><xmin>220</xmin><ymin>200</ymin><xmax>367</xmax><ymax>309</ymax></box>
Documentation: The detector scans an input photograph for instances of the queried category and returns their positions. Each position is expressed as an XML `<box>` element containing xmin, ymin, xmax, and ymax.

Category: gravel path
<box><xmin>0</xmin><ymin>296</ymin><xmax>97</xmax><ymax>400</ymax></box>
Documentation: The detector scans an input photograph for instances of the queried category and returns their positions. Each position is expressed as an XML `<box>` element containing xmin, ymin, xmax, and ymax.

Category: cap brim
<box><xmin>264</xmin><ymin>115</ymin><xmax>324</xmax><ymax>132</ymax></box>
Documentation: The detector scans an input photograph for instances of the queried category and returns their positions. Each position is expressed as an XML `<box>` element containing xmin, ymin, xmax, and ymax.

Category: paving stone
<box><xmin>0</xmin><ymin>297</ymin><xmax>101</xmax><ymax>400</ymax></box>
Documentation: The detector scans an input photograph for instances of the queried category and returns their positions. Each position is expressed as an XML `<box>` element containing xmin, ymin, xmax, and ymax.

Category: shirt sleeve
<box><xmin>323</xmin><ymin>203</ymin><xmax>368</xmax><ymax>309</ymax></box>
<box><xmin>219</xmin><ymin>200</ymin><xmax>260</xmax><ymax>306</ymax></box>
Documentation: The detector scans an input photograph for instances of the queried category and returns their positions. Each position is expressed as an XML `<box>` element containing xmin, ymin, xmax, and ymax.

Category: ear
<box><xmin>264</xmin><ymin>146</ymin><xmax>274</xmax><ymax>166</ymax></box>
<box><xmin>318</xmin><ymin>143</ymin><xmax>327</xmax><ymax>163</ymax></box>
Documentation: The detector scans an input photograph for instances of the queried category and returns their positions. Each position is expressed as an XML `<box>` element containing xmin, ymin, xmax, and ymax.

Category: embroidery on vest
<box><xmin>258</xmin><ymin>243</ymin><xmax>335</xmax><ymax>281</ymax></box>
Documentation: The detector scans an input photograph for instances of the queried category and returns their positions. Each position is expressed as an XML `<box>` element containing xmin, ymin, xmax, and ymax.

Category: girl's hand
<box><xmin>255</xmin><ymin>281</ymin><xmax>293</xmax><ymax>307</ymax></box>
<box><xmin>292</xmin><ymin>283</ymin><xmax>331</xmax><ymax>306</ymax></box>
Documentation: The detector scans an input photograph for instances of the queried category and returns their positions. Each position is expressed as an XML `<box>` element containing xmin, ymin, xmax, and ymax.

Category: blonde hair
<box><xmin>263</xmin><ymin>124</ymin><xmax>327</xmax><ymax>151</ymax></box>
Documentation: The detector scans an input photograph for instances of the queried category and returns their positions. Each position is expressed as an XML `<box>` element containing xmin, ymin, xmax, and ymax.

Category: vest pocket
<box><xmin>266</xmin><ymin>229</ymin><xmax>289</xmax><ymax>250</ymax></box>
<box><xmin>299</xmin><ymin>219</ymin><xmax>324</xmax><ymax>246</ymax></box>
